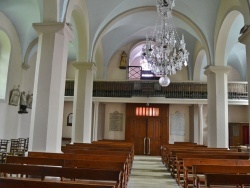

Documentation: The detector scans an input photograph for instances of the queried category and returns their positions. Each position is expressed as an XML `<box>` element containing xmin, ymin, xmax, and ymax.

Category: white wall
<box><xmin>0</xmin><ymin>12</ymin><xmax>23</xmax><ymax>139</ymax></box>
<box><xmin>228</xmin><ymin>105</ymin><xmax>248</xmax><ymax>122</ymax></box>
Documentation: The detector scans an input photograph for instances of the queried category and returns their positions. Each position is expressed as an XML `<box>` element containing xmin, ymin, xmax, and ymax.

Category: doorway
<box><xmin>131</xmin><ymin>118</ymin><xmax>161</xmax><ymax>155</ymax></box>
<box><xmin>125</xmin><ymin>103</ymin><xmax>169</xmax><ymax>156</ymax></box>
<box><xmin>229</xmin><ymin>123</ymin><xmax>249</xmax><ymax>147</ymax></box>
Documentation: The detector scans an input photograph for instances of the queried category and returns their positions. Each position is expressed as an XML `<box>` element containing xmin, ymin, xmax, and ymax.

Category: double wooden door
<box><xmin>125</xmin><ymin>103</ymin><xmax>169</xmax><ymax>156</ymax></box>
<box><xmin>132</xmin><ymin>118</ymin><xmax>161</xmax><ymax>155</ymax></box>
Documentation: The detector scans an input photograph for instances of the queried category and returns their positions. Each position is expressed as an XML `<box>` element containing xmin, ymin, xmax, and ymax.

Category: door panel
<box><xmin>131</xmin><ymin>118</ymin><xmax>161</xmax><ymax>156</ymax></box>
<box><xmin>132</xmin><ymin>119</ymin><xmax>147</xmax><ymax>155</ymax></box>
<box><xmin>147</xmin><ymin>119</ymin><xmax>161</xmax><ymax>156</ymax></box>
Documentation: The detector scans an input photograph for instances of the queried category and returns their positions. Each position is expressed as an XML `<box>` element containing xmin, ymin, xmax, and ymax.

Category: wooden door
<box><xmin>125</xmin><ymin>103</ymin><xmax>169</xmax><ymax>156</ymax></box>
<box><xmin>147</xmin><ymin>118</ymin><xmax>161</xmax><ymax>155</ymax></box>
<box><xmin>229</xmin><ymin>123</ymin><xmax>241</xmax><ymax>147</ymax></box>
<box><xmin>130</xmin><ymin>118</ymin><xmax>161</xmax><ymax>156</ymax></box>
<box><xmin>229</xmin><ymin>123</ymin><xmax>249</xmax><ymax>147</ymax></box>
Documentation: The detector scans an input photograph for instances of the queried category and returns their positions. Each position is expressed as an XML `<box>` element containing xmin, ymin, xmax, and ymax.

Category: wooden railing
<box><xmin>65</xmin><ymin>80</ymin><xmax>248</xmax><ymax>100</ymax></box>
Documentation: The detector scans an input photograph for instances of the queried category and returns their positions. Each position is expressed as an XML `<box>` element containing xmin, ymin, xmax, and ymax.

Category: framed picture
<box><xmin>9</xmin><ymin>86</ymin><xmax>21</xmax><ymax>106</ymax></box>
<box><xmin>67</xmin><ymin>113</ymin><xmax>73</xmax><ymax>126</ymax></box>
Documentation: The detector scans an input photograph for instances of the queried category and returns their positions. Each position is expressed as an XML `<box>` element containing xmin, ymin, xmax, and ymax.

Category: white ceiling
<box><xmin>0</xmin><ymin>0</ymin><xmax>248</xmax><ymax>81</ymax></box>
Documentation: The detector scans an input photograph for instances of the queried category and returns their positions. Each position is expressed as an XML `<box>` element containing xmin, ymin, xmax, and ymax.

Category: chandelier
<box><xmin>141</xmin><ymin>0</ymin><xmax>189</xmax><ymax>87</ymax></box>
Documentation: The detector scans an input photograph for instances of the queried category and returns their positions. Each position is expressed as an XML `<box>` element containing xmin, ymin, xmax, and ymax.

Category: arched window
<box><xmin>0</xmin><ymin>30</ymin><xmax>11</xmax><ymax>100</ymax></box>
<box><xmin>128</xmin><ymin>41</ymin><xmax>159</xmax><ymax>80</ymax></box>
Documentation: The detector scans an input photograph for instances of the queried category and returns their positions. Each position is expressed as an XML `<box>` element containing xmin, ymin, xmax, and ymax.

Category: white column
<box><xmin>204</xmin><ymin>66</ymin><xmax>231</xmax><ymax>148</ymax></box>
<box><xmin>92</xmin><ymin>102</ymin><xmax>99</xmax><ymax>141</ymax></box>
<box><xmin>29</xmin><ymin>23</ymin><xmax>73</xmax><ymax>152</ymax></box>
<box><xmin>198</xmin><ymin>104</ymin><xmax>204</xmax><ymax>145</ymax></box>
<box><xmin>71</xmin><ymin>62</ymin><xmax>96</xmax><ymax>143</ymax></box>
<box><xmin>239</xmin><ymin>29</ymin><xmax>250</xmax><ymax>138</ymax></box>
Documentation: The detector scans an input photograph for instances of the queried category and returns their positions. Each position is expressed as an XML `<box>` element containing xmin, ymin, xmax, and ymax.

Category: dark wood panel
<box><xmin>125</xmin><ymin>103</ymin><xmax>169</xmax><ymax>156</ymax></box>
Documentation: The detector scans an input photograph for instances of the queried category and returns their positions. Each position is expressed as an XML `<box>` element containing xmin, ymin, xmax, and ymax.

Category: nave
<box><xmin>127</xmin><ymin>155</ymin><xmax>180</xmax><ymax>188</ymax></box>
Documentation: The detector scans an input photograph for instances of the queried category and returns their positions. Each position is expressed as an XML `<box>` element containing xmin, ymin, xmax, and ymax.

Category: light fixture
<box><xmin>141</xmin><ymin>0</ymin><xmax>189</xmax><ymax>87</ymax></box>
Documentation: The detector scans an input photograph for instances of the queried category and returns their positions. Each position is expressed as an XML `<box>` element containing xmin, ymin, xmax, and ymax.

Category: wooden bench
<box><xmin>193</xmin><ymin>165</ymin><xmax>250</xmax><ymax>188</ymax></box>
<box><xmin>205</xmin><ymin>174</ymin><xmax>250</xmax><ymax>188</ymax></box>
<box><xmin>8</xmin><ymin>155</ymin><xmax>129</xmax><ymax>187</ymax></box>
<box><xmin>28</xmin><ymin>151</ymin><xmax>131</xmax><ymax>170</ymax></box>
<box><xmin>172</xmin><ymin>151</ymin><xmax>248</xmax><ymax>183</ymax></box>
<box><xmin>0</xmin><ymin>163</ymin><xmax>122</xmax><ymax>188</ymax></box>
<box><xmin>181</xmin><ymin>158</ymin><xmax>250</xmax><ymax>188</ymax></box>
<box><xmin>0</xmin><ymin>178</ymin><xmax>116</xmax><ymax>188</ymax></box>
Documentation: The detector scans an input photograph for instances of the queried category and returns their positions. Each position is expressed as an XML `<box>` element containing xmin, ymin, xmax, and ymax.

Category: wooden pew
<box><xmin>61</xmin><ymin>147</ymin><xmax>132</xmax><ymax>172</ymax></box>
<box><xmin>0</xmin><ymin>163</ymin><xmax>122</xmax><ymax>188</ymax></box>
<box><xmin>171</xmin><ymin>151</ymin><xmax>248</xmax><ymax>182</ymax></box>
<box><xmin>181</xmin><ymin>158</ymin><xmax>250</xmax><ymax>188</ymax></box>
<box><xmin>205</xmin><ymin>174</ymin><xmax>250</xmax><ymax>188</ymax></box>
<box><xmin>64</xmin><ymin>160</ymin><xmax>127</xmax><ymax>187</ymax></box>
<box><xmin>6</xmin><ymin>156</ymin><xmax>65</xmax><ymax>166</ymax></box>
<box><xmin>10</xmin><ymin>154</ymin><xmax>129</xmax><ymax>187</ymax></box>
<box><xmin>161</xmin><ymin>144</ymin><xmax>206</xmax><ymax>165</ymax></box>
<box><xmin>28</xmin><ymin>151</ymin><xmax>131</xmax><ymax>168</ymax></box>
<box><xmin>193</xmin><ymin>165</ymin><xmax>250</xmax><ymax>188</ymax></box>
<box><xmin>0</xmin><ymin>178</ymin><xmax>116</xmax><ymax>188</ymax></box>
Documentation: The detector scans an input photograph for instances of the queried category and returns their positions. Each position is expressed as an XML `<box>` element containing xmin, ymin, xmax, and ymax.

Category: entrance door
<box><xmin>125</xmin><ymin>103</ymin><xmax>169</xmax><ymax>156</ymax></box>
<box><xmin>132</xmin><ymin>118</ymin><xmax>161</xmax><ymax>155</ymax></box>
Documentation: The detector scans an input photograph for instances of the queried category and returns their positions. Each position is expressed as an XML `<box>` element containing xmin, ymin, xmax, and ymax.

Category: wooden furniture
<box><xmin>229</xmin><ymin>122</ymin><xmax>249</xmax><ymax>147</ymax></box>
<box><xmin>126</xmin><ymin>103</ymin><xmax>169</xmax><ymax>156</ymax></box>
<box><xmin>0</xmin><ymin>178</ymin><xmax>116</xmax><ymax>188</ymax></box>
<box><xmin>0</xmin><ymin>163</ymin><xmax>121</xmax><ymax>188</ymax></box>
<box><xmin>193</xmin><ymin>165</ymin><xmax>250</xmax><ymax>188</ymax></box>
<box><xmin>205</xmin><ymin>174</ymin><xmax>250</xmax><ymax>188</ymax></box>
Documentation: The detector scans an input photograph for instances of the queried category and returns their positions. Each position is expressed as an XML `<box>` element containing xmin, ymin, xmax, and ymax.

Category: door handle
<box><xmin>144</xmin><ymin>137</ymin><xmax>146</xmax><ymax>154</ymax></box>
<box><xmin>147</xmin><ymin>137</ymin><xmax>150</xmax><ymax>154</ymax></box>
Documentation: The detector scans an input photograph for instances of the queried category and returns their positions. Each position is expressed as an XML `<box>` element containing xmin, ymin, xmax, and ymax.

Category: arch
<box><xmin>91</xmin><ymin>6</ymin><xmax>211</xmax><ymax>80</ymax></box>
<box><xmin>65</xmin><ymin>0</ymin><xmax>89</xmax><ymax>62</ymax></box>
<box><xmin>23</xmin><ymin>38</ymin><xmax>38</xmax><ymax>69</ymax></box>
<box><xmin>0</xmin><ymin>30</ymin><xmax>11</xmax><ymax>100</ymax></box>
<box><xmin>215</xmin><ymin>10</ymin><xmax>244</xmax><ymax>66</ymax></box>
<box><xmin>193</xmin><ymin>49</ymin><xmax>207</xmax><ymax>81</ymax></box>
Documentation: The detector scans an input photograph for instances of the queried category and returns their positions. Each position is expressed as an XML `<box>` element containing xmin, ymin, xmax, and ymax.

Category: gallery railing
<box><xmin>65</xmin><ymin>80</ymin><xmax>248</xmax><ymax>100</ymax></box>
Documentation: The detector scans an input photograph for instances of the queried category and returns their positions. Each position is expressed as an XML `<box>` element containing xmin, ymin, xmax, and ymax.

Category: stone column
<box><xmin>198</xmin><ymin>104</ymin><xmax>204</xmax><ymax>145</ymax></box>
<box><xmin>92</xmin><ymin>102</ymin><xmax>99</xmax><ymax>141</ymax></box>
<box><xmin>71</xmin><ymin>62</ymin><xmax>96</xmax><ymax>143</ymax></box>
<box><xmin>239</xmin><ymin>29</ymin><xmax>250</xmax><ymax>135</ymax></box>
<box><xmin>29</xmin><ymin>23</ymin><xmax>73</xmax><ymax>152</ymax></box>
<box><xmin>204</xmin><ymin>66</ymin><xmax>231</xmax><ymax>148</ymax></box>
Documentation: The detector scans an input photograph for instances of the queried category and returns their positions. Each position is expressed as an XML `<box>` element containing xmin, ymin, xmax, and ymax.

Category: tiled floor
<box><xmin>127</xmin><ymin>155</ymin><xmax>181</xmax><ymax>188</ymax></box>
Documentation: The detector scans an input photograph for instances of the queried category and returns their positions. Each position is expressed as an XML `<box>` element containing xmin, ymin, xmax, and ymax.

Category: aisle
<box><xmin>127</xmin><ymin>155</ymin><xmax>181</xmax><ymax>188</ymax></box>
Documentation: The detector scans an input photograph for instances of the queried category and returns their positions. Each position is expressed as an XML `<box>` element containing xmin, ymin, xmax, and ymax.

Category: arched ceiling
<box><xmin>0</xmin><ymin>0</ymin><xmax>248</xmax><ymax>81</ymax></box>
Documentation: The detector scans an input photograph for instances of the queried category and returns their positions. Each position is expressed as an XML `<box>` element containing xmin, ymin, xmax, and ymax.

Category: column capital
<box><xmin>72</xmin><ymin>62</ymin><xmax>97</xmax><ymax>72</ymax></box>
<box><xmin>204</xmin><ymin>66</ymin><xmax>231</xmax><ymax>76</ymax></box>
<box><xmin>33</xmin><ymin>22</ymin><xmax>74</xmax><ymax>41</ymax></box>
<box><xmin>198</xmin><ymin>104</ymin><xmax>203</xmax><ymax>108</ymax></box>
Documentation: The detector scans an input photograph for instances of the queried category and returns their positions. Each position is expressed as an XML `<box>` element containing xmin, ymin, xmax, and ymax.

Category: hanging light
<box><xmin>141</xmin><ymin>0</ymin><xmax>189</xmax><ymax>87</ymax></box>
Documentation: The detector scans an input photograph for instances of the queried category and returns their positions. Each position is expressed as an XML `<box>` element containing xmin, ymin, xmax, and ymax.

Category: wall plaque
<box><xmin>170</xmin><ymin>111</ymin><xmax>186</xmax><ymax>135</ymax></box>
<box><xmin>109</xmin><ymin>111</ymin><xmax>123</xmax><ymax>131</ymax></box>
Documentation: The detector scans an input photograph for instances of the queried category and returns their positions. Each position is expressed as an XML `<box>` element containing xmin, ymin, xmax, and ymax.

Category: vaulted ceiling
<box><xmin>0</xmin><ymin>0</ymin><xmax>249</xmax><ymax>81</ymax></box>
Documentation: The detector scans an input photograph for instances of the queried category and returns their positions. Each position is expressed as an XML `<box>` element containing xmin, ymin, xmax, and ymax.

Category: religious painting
<box><xmin>9</xmin><ymin>85</ymin><xmax>21</xmax><ymax>106</ymax></box>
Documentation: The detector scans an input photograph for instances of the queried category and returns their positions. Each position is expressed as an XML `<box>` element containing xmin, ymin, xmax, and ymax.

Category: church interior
<box><xmin>0</xmin><ymin>0</ymin><xmax>250</xmax><ymax>187</ymax></box>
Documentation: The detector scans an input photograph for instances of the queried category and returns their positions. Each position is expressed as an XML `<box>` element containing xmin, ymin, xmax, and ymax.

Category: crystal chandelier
<box><xmin>141</xmin><ymin>0</ymin><xmax>189</xmax><ymax>87</ymax></box>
